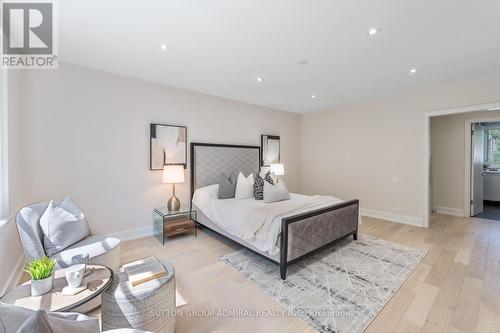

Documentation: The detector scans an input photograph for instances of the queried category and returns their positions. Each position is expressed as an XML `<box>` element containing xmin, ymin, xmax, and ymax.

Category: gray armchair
<box><xmin>16</xmin><ymin>201</ymin><xmax>121</xmax><ymax>271</ymax></box>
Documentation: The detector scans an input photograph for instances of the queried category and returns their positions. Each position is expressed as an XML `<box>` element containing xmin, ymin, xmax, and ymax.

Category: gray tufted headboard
<box><xmin>190</xmin><ymin>143</ymin><xmax>260</xmax><ymax>200</ymax></box>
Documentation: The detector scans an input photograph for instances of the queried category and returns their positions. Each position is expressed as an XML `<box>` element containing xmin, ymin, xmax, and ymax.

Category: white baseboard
<box><xmin>108</xmin><ymin>225</ymin><xmax>153</xmax><ymax>241</ymax></box>
<box><xmin>433</xmin><ymin>206</ymin><xmax>465</xmax><ymax>217</ymax></box>
<box><xmin>0</xmin><ymin>254</ymin><xmax>25</xmax><ymax>297</ymax></box>
<box><xmin>360</xmin><ymin>208</ymin><xmax>424</xmax><ymax>227</ymax></box>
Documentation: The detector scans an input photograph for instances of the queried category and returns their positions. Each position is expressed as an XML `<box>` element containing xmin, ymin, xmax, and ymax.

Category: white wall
<box><xmin>431</xmin><ymin>110</ymin><xmax>500</xmax><ymax>215</ymax></box>
<box><xmin>20</xmin><ymin>63</ymin><xmax>301</xmax><ymax>236</ymax></box>
<box><xmin>8</xmin><ymin>71</ymin><xmax>23</xmax><ymax>213</ymax></box>
<box><xmin>0</xmin><ymin>70</ymin><xmax>25</xmax><ymax>295</ymax></box>
<box><xmin>300</xmin><ymin>74</ymin><xmax>500</xmax><ymax>226</ymax></box>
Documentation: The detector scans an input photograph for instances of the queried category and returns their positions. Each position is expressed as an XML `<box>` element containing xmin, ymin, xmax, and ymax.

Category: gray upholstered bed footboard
<box><xmin>280</xmin><ymin>199</ymin><xmax>359</xmax><ymax>279</ymax></box>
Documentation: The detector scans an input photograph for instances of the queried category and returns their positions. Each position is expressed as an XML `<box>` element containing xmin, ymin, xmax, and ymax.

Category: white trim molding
<box><xmin>107</xmin><ymin>225</ymin><xmax>153</xmax><ymax>242</ymax></box>
<box><xmin>361</xmin><ymin>208</ymin><xmax>423</xmax><ymax>227</ymax></box>
<box><xmin>433</xmin><ymin>206</ymin><xmax>465</xmax><ymax>217</ymax></box>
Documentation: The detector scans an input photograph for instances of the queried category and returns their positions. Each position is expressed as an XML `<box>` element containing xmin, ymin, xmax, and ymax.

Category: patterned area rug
<box><xmin>220</xmin><ymin>235</ymin><xmax>425</xmax><ymax>333</ymax></box>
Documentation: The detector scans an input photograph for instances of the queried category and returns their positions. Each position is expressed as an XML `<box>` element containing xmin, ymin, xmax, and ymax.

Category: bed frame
<box><xmin>190</xmin><ymin>142</ymin><xmax>359</xmax><ymax>280</ymax></box>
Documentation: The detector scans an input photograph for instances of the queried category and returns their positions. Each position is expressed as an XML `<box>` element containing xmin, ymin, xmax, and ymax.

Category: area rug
<box><xmin>220</xmin><ymin>235</ymin><xmax>425</xmax><ymax>333</ymax></box>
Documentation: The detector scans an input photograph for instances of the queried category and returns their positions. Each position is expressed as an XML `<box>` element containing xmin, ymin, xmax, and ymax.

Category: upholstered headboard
<box><xmin>190</xmin><ymin>143</ymin><xmax>260</xmax><ymax>198</ymax></box>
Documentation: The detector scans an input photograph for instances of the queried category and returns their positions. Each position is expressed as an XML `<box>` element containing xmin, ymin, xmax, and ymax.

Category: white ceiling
<box><xmin>59</xmin><ymin>0</ymin><xmax>500</xmax><ymax>113</ymax></box>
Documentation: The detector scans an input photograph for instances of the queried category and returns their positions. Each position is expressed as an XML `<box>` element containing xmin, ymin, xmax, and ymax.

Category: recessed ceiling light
<box><xmin>487</xmin><ymin>107</ymin><xmax>500</xmax><ymax>111</ymax></box>
<box><xmin>367</xmin><ymin>27</ymin><xmax>381</xmax><ymax>36</ymax></box>
<box><xmin>159</xmin><ymin>43</ymin><xmax>168</xmax><ymax>50</ymax></box>
<box><xmin>297</xmin><ymin>60</ymin><xmax>308</xmax><ymax>65</ymax></box>
<box><xmin>311</xmin><ymin>95</ymin><xmax>317</xmax><ymax>99</ymax></box>
<box><xmin>256</xmin><ymin>77</ymin><xmax>263</xmax><ymax>82</ymax></box>
<box><xmin>409</xmin><ymin>68</ymin><xmax>418</xmax><ymax>74</ymax></box>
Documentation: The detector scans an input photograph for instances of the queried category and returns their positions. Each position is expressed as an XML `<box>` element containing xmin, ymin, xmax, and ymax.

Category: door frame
<box><xmin>464</xmin><ymin>117</ymin><xmax>500</xmax><ymax>217</ymax></box>
<box><xmin>423</xmin><ymin>102</ymin><xmax>500</xmax><ymax>228</ymax></box>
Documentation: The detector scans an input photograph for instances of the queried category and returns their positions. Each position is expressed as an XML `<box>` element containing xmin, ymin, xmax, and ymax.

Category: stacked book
<box><xmin>122</xmin><ymin>256</ymin><xmax>166</xmax><ymax>287</ymax></box>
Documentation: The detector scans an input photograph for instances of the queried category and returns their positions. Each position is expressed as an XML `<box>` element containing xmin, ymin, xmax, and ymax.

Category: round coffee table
<box><xmin>0</xmin><ymin>264</ymin><xmax>113</xmax><ymax>312</ymax></box>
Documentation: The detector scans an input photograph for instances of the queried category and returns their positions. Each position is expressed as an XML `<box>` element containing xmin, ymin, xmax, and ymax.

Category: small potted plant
<box><xmin>24</xmin><ymin>256</ymin><xmax>56</xmax><ymax>296</ymax></box>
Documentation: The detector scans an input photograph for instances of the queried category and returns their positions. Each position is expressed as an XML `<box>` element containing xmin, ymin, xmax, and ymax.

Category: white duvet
<box><xmin>192</xmin><ymin>185</ymin><xmax>346</xmax><ymax>255</ymax></box>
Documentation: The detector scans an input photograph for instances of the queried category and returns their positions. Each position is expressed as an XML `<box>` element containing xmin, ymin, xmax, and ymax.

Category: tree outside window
<box><xmin>487</xmin><ymin>129</ymin><xmax>500</xmax><ymax>166</ymax></box>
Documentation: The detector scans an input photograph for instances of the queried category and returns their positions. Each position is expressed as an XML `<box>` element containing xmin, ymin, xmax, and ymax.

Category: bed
<box><xmin>190</xmin><ymin>142</ymin><xmax>359</xmax><ymax>279</ymax></box>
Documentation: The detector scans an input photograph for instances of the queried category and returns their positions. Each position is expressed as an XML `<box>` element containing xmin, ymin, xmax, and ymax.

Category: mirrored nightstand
<box><xmin>153</xmin><ymin>207</ymin><xmax>197</xmax><ymax>245</ymax></box>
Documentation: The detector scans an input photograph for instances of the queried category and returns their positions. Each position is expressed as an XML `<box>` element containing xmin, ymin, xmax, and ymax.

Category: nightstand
<box><xmin>153</xmin><ymin>207</ymin><xmax>197</xmax><ymax>245</ymax></box>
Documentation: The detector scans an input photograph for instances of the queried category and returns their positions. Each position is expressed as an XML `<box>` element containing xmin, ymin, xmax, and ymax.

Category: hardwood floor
<box><xmin>94</xmin><ymin>214</ymin><xmax>500</xmax><ymax>332</ymax></box>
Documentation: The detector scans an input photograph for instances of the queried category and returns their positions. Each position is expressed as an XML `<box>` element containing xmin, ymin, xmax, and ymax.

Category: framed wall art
<box><xmin>261</xmin><ymin>134</ymin><xmax>280</xmax><ymax>167</ymax></box>
<box><xmin>150</xmin><ymin>124</ymin><xmax>187</xmax><ymax>170</ymax></box>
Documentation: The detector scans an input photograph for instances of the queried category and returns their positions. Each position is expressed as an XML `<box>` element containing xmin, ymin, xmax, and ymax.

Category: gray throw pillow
<box><xmin>16</xmin><ymin>309</ymin><xmax>100</xmax><ymax>333</ymax></box>
<box><xmin>16</xmin><ymin>310</ymin><xmax>52</xmax><ymax>333</ymax></box>
<box><xmin>0</xmin><ymin>302</ymin><xmax>34</xmax><ymax>333</ymax></box>
<box><xmin>39</xmin><ymin>197</ymin><xmax>90</xmax><ymax>257</ymax></box>
<box><xmin>218</xmin><ymin>173</ymin><xmax>237</xmax><ymax>199</ymax></box>
<box><xmin>0</xmin><ymin>303</ymin><xmax>98</xmax><ymax>333</ymax></box>
<box><xmin>264</xmin><ymin>180</ymin><xmax>291</xmax><ymax>203</ymax></box>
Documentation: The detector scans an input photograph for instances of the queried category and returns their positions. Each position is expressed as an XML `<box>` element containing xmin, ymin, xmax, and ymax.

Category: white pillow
<box><xmin>193</xmin><ymin>184</ymin><xmax>219</xmax><ymax>203</ymax></box>
<box><xmin>235</xmin><ymin>172</ymin><xmax>254</xmax><ymax>199</ymax></box>
<box><xmin>264</xmin><ymin>180</ymin><xmax>291</xmax><ymax>203</ymax></box>
<box><xmin>39</xmin><ymin>198</ymin><xmax>90</xmax><ymax>257</ymax></box>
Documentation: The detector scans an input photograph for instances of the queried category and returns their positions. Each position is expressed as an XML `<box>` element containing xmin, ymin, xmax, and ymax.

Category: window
<box><xmin>486</xmin><ymin>128</ymin><xmax>500</xmax><ymax>167</ymax></box>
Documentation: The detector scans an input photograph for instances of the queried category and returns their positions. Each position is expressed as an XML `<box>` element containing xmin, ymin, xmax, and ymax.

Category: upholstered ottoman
<box><xmin>101</xmin><ymin>261</ymin><xmax>176</xmax><ymax>333</ymax></box>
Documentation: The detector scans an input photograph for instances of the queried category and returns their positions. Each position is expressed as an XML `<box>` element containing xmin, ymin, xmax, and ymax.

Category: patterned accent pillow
<box><xmin>264</xmin><ymin>172</ymin><xmax>275</xmax><ymax>185</ymax></box>
<box><xmin>254</xmin><ymin>171</ymin><xmax>274</xmax><ymax>200</ymax></box>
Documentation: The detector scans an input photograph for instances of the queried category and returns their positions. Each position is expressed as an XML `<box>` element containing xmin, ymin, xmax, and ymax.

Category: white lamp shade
<box><xmin>270</xmin><ymin>163</ymin><xmax>285</xmax><ymax>176</ymax></box>
<box><xmin>162</xmin><ymin>165</ymin><xmax>185</xmax><ymax>184</ymax></box>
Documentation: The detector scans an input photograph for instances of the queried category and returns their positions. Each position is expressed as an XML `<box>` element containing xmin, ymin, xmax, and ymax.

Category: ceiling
<box><xmin>59</xmin><ymin>0</ymin><xmax>500</xmax><ymax>113</ymax></box>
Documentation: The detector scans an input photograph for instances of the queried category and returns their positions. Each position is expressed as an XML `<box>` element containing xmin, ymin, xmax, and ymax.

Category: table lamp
<box><xmin>270</xmin><ymin>163</ymin><xmax>284</xmax><ymax>182</ymax></box>
<box><xmin>162</xmin><ymin>165</ymin><xmax>185</xmax><ymax>211</ymax></box>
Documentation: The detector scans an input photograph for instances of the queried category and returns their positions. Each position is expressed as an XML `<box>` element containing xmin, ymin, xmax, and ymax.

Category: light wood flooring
<box><xmin>94</xmin><ymin>214</ymin><xmax>500</xmax><ymax>332</ymax></box>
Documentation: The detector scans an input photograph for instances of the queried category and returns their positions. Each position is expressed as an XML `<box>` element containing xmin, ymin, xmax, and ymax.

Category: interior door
<box><xmin>471</xmin><ymin>123</ymin><xmax>485</xmax><ymax>216</ymax></box>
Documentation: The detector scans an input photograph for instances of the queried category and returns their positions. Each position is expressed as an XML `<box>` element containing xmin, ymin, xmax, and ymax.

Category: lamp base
<box><xmin>167</xmin><ymin>195</ymin><xmax>180</xmax><ymax>211</ymax></box>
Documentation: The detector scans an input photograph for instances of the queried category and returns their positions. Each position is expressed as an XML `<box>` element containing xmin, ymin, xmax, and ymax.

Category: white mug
<box><xmin>71</xmin><ymin>253</ymin><xmax>89</xmax><ymax>270</ymax></box>
<box><xmin>65</xmin><ymin>264</ymin><xmax>85</xmax><ymax>289</ymax></box>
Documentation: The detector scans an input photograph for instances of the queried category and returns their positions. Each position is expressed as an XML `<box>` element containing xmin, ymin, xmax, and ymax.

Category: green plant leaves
<box><xmin>24</xmin><ymin>256</ymin><xmax>56</xmax><ymax>280</ymax></box>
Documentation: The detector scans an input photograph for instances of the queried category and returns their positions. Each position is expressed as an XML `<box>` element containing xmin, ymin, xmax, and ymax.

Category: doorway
<box><xmin>422</xmin><ymin>102</ymin><xmax>500</xmax><ymax>227</ymax></box>
<box><xmin>470</xmin><ymin>121</ymin><xmax>500</xmax><ymax>220</ymax></box>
